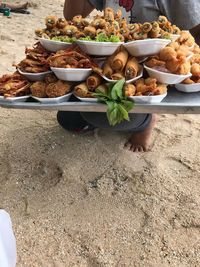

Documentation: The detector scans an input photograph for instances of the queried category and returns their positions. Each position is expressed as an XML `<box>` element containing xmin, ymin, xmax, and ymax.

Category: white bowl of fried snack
<box><xmin>39</xmin><ymin>38</ymin><xmax>73</xmax><ymax>52</ymax></box>
<box><xmin>124</xmin><ymin>39</ymin><xmax>171</xmax><ymax>57</ymax></box>
<box><xmin>48</xmin><ymin>47</ymin><xmax>94</xmax><ymax>81</ymax></box>
<box><xmin>18</xmin><ymin>68</ymin><xmax>52</xmax><ymax>82</ymax></box>
<box><xmin>76</xmin><ymin>40</ymin><xmax>124</xmax><ymax>56</ymax></box>
<box><xmin>144</xmin><ymin>47</ymin><xmax>192</xmax><ymax>84</ymax></box>
<box><xmin>125</xmin><ymin>78</ymin><xmax>168</xmax><ymax>103</ymax></box>
<box><xmin>30</xmin><ymin>73</ymin><xmax>72</xmax><ymax>103</ymax></box>
<box><xmin>175</xmin><ymin>76</ymin><xmax>200</xmax><ymax>93</ymax></box>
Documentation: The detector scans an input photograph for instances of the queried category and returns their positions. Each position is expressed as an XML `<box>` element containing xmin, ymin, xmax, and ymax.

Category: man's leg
<box><xmin>124</xmin><ymin>114</ymin><xmax>156</xmax><ymax>152</ymax></box>
<box><xmin>81</xmin><ymin>112</ymin><xmax>155</xmax><ymax>152</ymax></box>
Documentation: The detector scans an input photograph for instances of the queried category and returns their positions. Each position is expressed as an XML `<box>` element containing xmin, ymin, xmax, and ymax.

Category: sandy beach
<box><xmin>0</xmin><ymin>1</ymin><xmax>200</xmax><ymax>266</ymax></box>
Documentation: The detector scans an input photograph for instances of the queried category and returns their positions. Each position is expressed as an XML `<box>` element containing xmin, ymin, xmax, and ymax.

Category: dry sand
<box><xmin>0</xmin><ymin>1</ymin><xmax>200</xmax><ymax>266</ymax></box>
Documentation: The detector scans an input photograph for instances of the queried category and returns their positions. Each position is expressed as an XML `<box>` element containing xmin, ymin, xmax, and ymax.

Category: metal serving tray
<box><xmin>0</xmin><ymin>88</ymin><xmax>200</xmax><ymax>114</ymax></box>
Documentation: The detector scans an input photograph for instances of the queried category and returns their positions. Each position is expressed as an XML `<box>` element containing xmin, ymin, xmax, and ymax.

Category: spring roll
<box><xmin>111</xmin><ymin>72</ymin><xmax>124</xmax><ymax>80</ymax></box>
<box><xmin>103</xmin><ymin>62</ymin><xmax>113</xmax><ymax>78</ymax></box>
<box><xmin>74</xmin><ymin>83</ymin><xmax>93</xmax><ymax>98</ymax></box>
<box><xmin>125</xmin><ymin>57</ymin><xmax>140</xmax><ymax>80</ymax></box>
<box><xmin>141</xmin><ymin>22</ymin><xmax>152</xmax><ymax>33</ymax></box>
<box><xmin>111</xmin><ymin>48</ymin><xmax>129</xmax><ymax>72</ymax></box>
<box><xmin>86</xmin><ymin>73</ymin><xmax>102</xmax><ymax>91</ymax></box>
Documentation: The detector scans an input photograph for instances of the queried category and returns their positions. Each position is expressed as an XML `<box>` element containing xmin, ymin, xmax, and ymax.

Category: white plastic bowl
<box><xmin>32</xmin><ymin>92</ymin><xmax>72</xmax><ymax>103</ymax></box>
<box><xmin>51</xmin><ymin>67</ymin><xmax>92</xmax><ymax>82</ymax></box>
<box><xmin>18</xmin><ymin>68</ymin><xmax>52</xmax><ymax>82</ymax></box>
<box><xmin>102</xmin><ymin>67</ymin><xmax>143</xmax><ymax>84</ymax></box>
<box><xmin>175</xmin><ymin>83</ymin><xmax>200</xmax><ymax>93</ymax></box>
<box><xmin>76</xmin><ymin>40</ymin><xmax>124</xmax><ymax>56</ymax></box>
<box><xmin>144</xmin><ymin>65</ymin><xmax>192</xmax><ymax>84</ymax></box>
<box><xmin>39</xmin><ymin>38</ymin><xmax>72</xmax><ymax>52</ymax></box>
<box><xmin>75</xmin><ymin>96</ymin><xmax>98</xmax><ymax>102</ymax></box>
<box><xmin>0</xmin><ymin>95</ymin><xmax>30</xmax><ymax>103</ymax></box>
<box><xmin>128</xmin><ymin>93</ymin><xmax>167</xmax><ymax>103</ymax></box>
<box><xmin>124</xmin><ymin>39</ymin><xmax>171</xmax><ymax>57</ymax></box>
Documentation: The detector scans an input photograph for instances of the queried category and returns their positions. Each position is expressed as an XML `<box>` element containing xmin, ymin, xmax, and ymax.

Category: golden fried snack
<box><xmin>44</xmin><ymin>73</ymin><xmax>58</xmax><ymax>84</ymax></box>
<box><xmin>103</xmin><ymin>61</ymin><xmax>113</xmax><ymax>78</ymax></box>
<box><xmin>111</xmin><ymin>72</ymin><xmax>124</xmax><ymax>80</ymax></box>
<box><xmin>146</xmin><ymin>57</ymin><xmax>166</xmax><ymax>68</ymax></box>
<box><xmin>154</xmin><ymin>84</ymin><xmax>167</xmax><ymax>95</ymax></box>
<box><xmin>45</xmin><ymin>15</ymin><xmax>58</xmax><ymax>29</ymax></box>
<box><xmin>183</xmin><ymin>78</ymin><xmax>195</xmax><ymax>84</ymax></box>
<box><xmin>56</xmin><ymin>18</ymin><xmax>68</xmax><ymax>29</ymax></box>
<box><xmin>158</xmin><ymin>16</ymin><xmax>168</xmax><ymax>26</ymax></box>
<box><xmin>129</xmin><ymin>23</ymin><xmax>140</xmax><ymax>34</ymax></box>
<box><xmin>124</xmin><ymin>84</ymin><xmax>136</xmax><ymax>97</ymax></box>
<box><xmin>62</xmin><ymin>25</ymin><xmax>78</xmax><ymax>36</ymax></box>
<box><xmin>104</xmin><ymin>7</ymin><xmax>115</xmax><ymax>22</ymax></box>
<box><xmin>178</xmin><ymin>31</ymin><xmax>195</xmax><ymax>47</ymax></box>
<box><xmin>191</xmin><ymin>63</ymin><xmax>200</xmax><ymax>77</ymax></box>
<box><xmin>141</xmin><ymin>22</ymin><xmax>152</xmax><ymax>33</ymax></box>
<box><xmin>133</xmin><ymin>31</ymin><xmax>148</xmax><ymax>40</ymax></box>
<box><xmin>115</xmin><ymin>9</ymin><xmax>122</xmax><ymax>21</ymax></box>
<box><xmin>46</xmin><ymin>80</ymin><xmax>71</xmax><ymax>98</ymax></box>
<box><xmin>159</xmin><ymin>47</ymin><xmax>177</xmax><ymax>61</ymax></box>
<box><xmin>172</xmin><ymin>25</ymin><xmax>181</xmax><ymax>34</ymax></box>
<box><xmin>145</xmin><ymin>78</ymin><xmax>157</xmax><ymax>89</ymax></box>
<box><xmin>86</xmin><ymin>73</ymin><xmax>102</xmax><ymax>91</ymax></box>
<box><xmin>149</xmin><ymin>21</ymin><xmax>160</xmax><ymax>38</ymax></box>
<box><xmin>30</xmin><ymin>81</ymin><xmax>47</xmax><ymax>98</ymax></box>
<box><xmin>166</xmin><ymin>56</ymin><xmax>191</xmax><ymax>75</ymax></box>
<box><xmin>83</xmin><ymin>26</ymin><xmax>96</xmax><ymax>38</ymax></box>
<box><xmin>111</xmin><ymin>47</ymin><xmax>129</xmax><ymax>72</ymax></box>
<box><xmin>91</xmin><ymin>18</ymin><xmax>107</xmax><ymax>29</ymax></box>
<box><xmin>74</xmin><ymin>83</ymin><xmax>93</xmax><ymax>98</ymax></box>
<box><xmin>125</xmin><ymin>57</ymin><xmax>139</xmax><ymax>80</ymax></box>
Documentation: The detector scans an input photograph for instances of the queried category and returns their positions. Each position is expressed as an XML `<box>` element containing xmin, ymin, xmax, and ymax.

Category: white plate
<box><xmin>144</xmin><ymin>65</ymin><xmax>192</xmax><ymax>84</ymax></box>
<box><xmin>170</xmin><ymin>34</ymin><xmax>180</xmax><ymax>42</ymax></box>
<box><xmin>51</xmin><ymin>67</ymin><xmax>92</xmax><ymax>82</ymax></box>
<box><xmin>102</xmin><ymin>67</ymin><xmax>143</xmax><ymax>84</ymax></box>
<box><xmin>175</xmin><ymin>83</ymin><xmax>200</xmax><ymax>93</ymax></box>
<box><xmin>18</xmin><ymin>69</ymin><xmax>52</xmax><ymax>82</ymax></box>
<box><xmin>32</xmin><ymin>92</ymin><xmax>72</xmax><ymax>103</ymax></box>
<box><xmin>0</xmin><ymin>95</ymin><xmax>30</xmax><ymax>103</ymax></box>
<box><xmin>128</xmin><ymin>93</ymin><xmax>167</xmax><ymax>103</ymax></box>
<box><xmin>76</xmin><ymin>40</ymin><xmax>124</xmax><ymax>56</ymax></box>
<box><xmin>75</xmin><ymin>96</ymin><xmax>98</xmax><ymax>102</ymax></box>
<box><xmin>39</xmin><ymin>38</ymin><xmax>72</xmax><ymax>52</ymax></box>
<box><xmin>124</xmin><ymin>39</ymin><xmax>171</xmax><ymax>57</ymax></box>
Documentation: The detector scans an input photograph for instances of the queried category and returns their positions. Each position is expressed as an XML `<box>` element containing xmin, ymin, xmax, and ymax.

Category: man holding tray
<box><xmin>59</xmin><ymin>0</ymin><xmax>200</xmax><ymax>152</ymax></box>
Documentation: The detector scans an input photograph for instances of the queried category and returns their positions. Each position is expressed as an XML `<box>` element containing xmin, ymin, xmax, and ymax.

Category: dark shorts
<box><xmin>57</xmin><ymin>111</ymin><xmax>152</xmax><ymax>132</ymax></box>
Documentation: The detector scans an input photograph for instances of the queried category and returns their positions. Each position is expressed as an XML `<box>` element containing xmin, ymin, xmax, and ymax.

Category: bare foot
<box><xmin>124</xmin><ymin>114</ymin><xmax>156</xmax><ymax>152</ymax></box>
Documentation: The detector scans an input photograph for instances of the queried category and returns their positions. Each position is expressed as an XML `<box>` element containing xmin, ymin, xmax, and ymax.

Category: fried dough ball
<box><xmin>46</xmin><ymin>80</ymin><xmax>71</xmax><ymax>98</ymax></box>
<box><xmin>45</xmin><ymin>15</ymin><xmax>58</xmax><ymax>29</ymax></box>
<box><xmin>62</xmin><ymin>25</ymin><xmax>78</xmax><ymax>36</ymax></box>
<box><xmin>83</xmin><ymin>26</ymin><xmax>96</xmax><ymax>38</ymax></box>
<box><xmin>30</xmin><ymin>81</ymin><xmax>47</xmax><ymax>98</ymax></box>
<box><xmin>191</xmin><ymin>63</ymin><xmax>200</xmax><ymax>77</ymax></box>
<box><xmin>56</xmin><ymin>18</ymin><xmax>68</xmax><ymax>29</ymax></box>
<box><xmin>44</xmin><ymin>74</ymin><xmax>58</xmax><ymax>84</ymax></box>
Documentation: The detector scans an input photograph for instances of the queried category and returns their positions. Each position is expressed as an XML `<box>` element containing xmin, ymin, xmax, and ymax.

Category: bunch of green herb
<box><xmin>93</xmin><ymin>79</ymin><xmax>134</xmax><ymax>126</ymax></box>
<box><xmin>52</xmin><ymin>36</ymin><xmax>76</xmax><ymax>43</ymax></box>
<box><xmin>80</xmin><ymin>33</ymin><xmax>121</xmax><ymax>43</ymax></box>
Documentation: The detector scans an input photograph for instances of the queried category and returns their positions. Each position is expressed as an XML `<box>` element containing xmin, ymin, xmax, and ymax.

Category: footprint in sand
<box><xmin>32</xmin><ymin>159</ymin><xmax>63</xmax><ymax>191</ymax></box>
